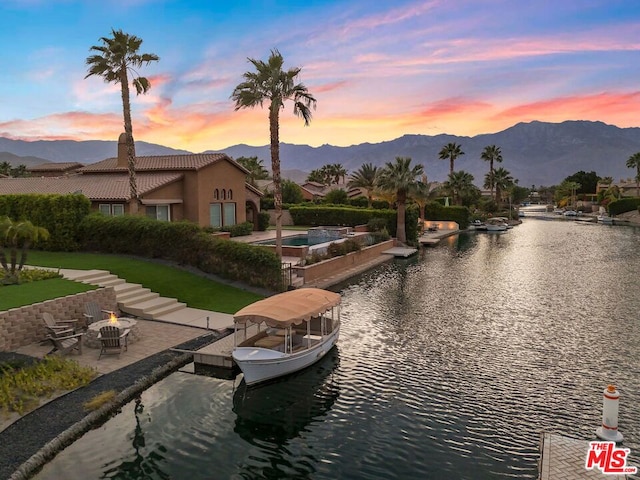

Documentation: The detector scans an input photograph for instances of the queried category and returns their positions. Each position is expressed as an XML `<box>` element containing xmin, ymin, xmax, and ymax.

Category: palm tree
<box><xmin>348</xmin><ymin>163</ymin><xmax>379</xmax><ymax>208</ymax></box>
<box><xmin>626</xmin><ymin>152</ymin><xmax>640</xmax><ymax>196</ymax></box>
<box><xmin>376</xmin><ymin>157</ymin><xmax>424</xmax><ymax>244</ymax></box>
<box><xmin>9</xmin><ymin>164</ymin><xmax>28</xmax><ymax>178</ymax></box>
<box><xmin>438</xmin><ymin>142</ymin><xmax>464</xmax><ymax>177</ymax></box>
<box><xmin>0</xmin><ymin>217</ymin><xmax>49</xmax><ymax>284</ymax></box>
<box><xmin>232</xmin><ymin>49</ymin><xmax>316</xmax><ymax>259</ymax></box>
<box><xmin>492</xmin><ymin>167</ymin><xmax>514</xmax><ymax>209</ymax></box>
<box><xmin>480</xmin><ymin>145</ymin><xmax>503</xmax><ymax>201</ymax></box>
<box><xmin>443</xmin><ymin>170</ymin><xmax>475</xmax><ymax>205</ymax></box>
<box><xmin>236</xmin><ymin>156</ymin><xmax>270</xmax><ymax>186</ymax></box>
<box><xmin>412</xmin><ymin>175</ymin><xmax>439</xmax><ymax>222</ymax></box>
<box><xmin>306</xmin><ymin>169</ymin><xmax>326</xmax><ymax>184</ymax></box>
<box><xmin>85</xmin><ymin>29</ymin><xmax>159</xmax><ymax>214</ymax></box>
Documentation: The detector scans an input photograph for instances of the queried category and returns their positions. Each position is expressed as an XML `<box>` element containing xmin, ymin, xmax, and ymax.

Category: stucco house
<box><xmin>0</xmin><ymin>135</ymin><xmax>263</xmax><ymax>229</ymax></box>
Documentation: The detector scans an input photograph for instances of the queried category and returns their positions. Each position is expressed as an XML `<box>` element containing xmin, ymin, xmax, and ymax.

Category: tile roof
<box><xmin>28</xmin><ymin>162</ymin><xmax>84</xmax><ymax>172</ymax></box>
<box><xmin>0</xmin><ymin>173</ymin><xmax>183</xmax><ymax>201</ymax></box>
<box><xmin>79</xmin><ymin>153</ymin><xmax>236</xmax><ymax>173</ymax></box>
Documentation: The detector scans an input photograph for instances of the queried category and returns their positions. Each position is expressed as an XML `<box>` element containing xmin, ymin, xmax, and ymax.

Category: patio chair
<box><xmin>46</xmin><ymin>331</ymin><xmax>84</xmax><ymax>356</ymax></box>
<box><xmin>42</xmin><ymin>312</ymin><xmax>79</xmax><ymax>335</ymax></box>
<box><xmin>97</xmin><ymin>325</ymin><xmax>130</xmax><ymax>359</ymax></box>
<box><xmin>83</xmin><ymin>301</ymin><xmax>116</xmax><ymax>325</ymax></box>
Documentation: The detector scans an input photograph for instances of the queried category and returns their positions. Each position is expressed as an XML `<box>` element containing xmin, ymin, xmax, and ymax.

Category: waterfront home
<box><xmin>0</xmin><ymin>134</ymin><xmax>263</xmax><ymax>229</ymax></box>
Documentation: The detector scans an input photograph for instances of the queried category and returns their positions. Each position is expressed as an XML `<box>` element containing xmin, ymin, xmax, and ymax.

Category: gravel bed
<box><xmin>0</xmin><ymin>333</ymin><xmax>221</xmax><ymax>480</ymax></box>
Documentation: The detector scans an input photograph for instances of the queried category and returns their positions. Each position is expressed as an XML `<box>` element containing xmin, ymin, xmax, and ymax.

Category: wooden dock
<box><xmin>193</xmin><ymin>323</ymin><xmax>261</xmax><ymax>369</ymax></box>
<box><xmin>383</xmin><ymin>247</ymin><xmax>417</xmax><ymax>258</ymax></box>
<box><xmin>538</xmin><ymin>432</ymin><xmax>631</xmax><ymax>479</ymax></box>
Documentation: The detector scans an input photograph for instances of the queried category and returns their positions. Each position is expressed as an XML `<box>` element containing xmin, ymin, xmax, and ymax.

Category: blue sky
<box><xmin>0</xmin><ymin>0</ymin><xmax>639</xmax><ymax>152</ymax></box>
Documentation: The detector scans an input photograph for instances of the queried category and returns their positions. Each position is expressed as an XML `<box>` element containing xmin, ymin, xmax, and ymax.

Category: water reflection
<box><xmin>233</xmin><ymin>348</ymin><xmax>340</xmax><ymax>445</ymax></box>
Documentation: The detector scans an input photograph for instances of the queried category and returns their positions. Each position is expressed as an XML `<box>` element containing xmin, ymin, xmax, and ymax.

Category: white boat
<box><xmin>232</xmin><ymin>288</ymin><xmax>341</xmax><ymax>386</ymax></box>
<box><xmin>597</xmin><ymin>214</ymin><xmax>614</xmax><ymax>224</ymax></box>
<box><xmin>470</xmin><ymin>219</ymin><xmax>486</xmax><ymax>230</ymax></box>
<box><xmin>563</xmin><ymin>210</ymin><xmax>578</xmax><ymax>217</ymax></box>
<box><xmin>485</xmin><ymin>217</ymin><xmax>508</xmax><ymax>231</ymax></box>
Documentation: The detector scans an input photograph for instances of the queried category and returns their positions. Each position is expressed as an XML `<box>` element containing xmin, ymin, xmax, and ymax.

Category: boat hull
<box><xmin>233</xmin><ymin>327</ymin><xmax>340</xmax><ymax>386</ymax></box>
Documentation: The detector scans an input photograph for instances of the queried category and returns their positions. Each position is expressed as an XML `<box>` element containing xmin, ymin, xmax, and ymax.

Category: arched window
<box><xmin>228</xmin><ymin>189</ymin><xmax>233</xmax><ymax>200</ymax></box>
<box><xmin>222</xmin><ymin>189</ymin><xmax>226</xmax><ymax>200</ymax></box>
<box><xmin>214</xmin><ymin>189</ymin><xmax>219</xmax><ymax>200</ymax></box>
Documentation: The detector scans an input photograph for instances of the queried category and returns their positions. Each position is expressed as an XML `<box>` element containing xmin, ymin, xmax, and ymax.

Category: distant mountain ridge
<box><xmin>1</xmin><ymin>120</ymin><xmax>639</xmax><ymax>186</ymax></box>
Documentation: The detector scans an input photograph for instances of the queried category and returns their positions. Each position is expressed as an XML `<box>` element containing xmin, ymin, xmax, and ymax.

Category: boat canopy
<box><xmin>233</xmin><ymin>288</ymin><xmax>341</xmax><ymax>328</ymax></box>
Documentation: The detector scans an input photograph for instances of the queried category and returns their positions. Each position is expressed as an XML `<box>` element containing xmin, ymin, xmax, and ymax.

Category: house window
<box><xmin>146</xmin><ymin>205</ymin><xmax>170</xmax><ymax>221</ymax></box>
<box><xmin>222</xmin><ymin>189</ymin><xmax>227</xmax><ymax>200</ymax></box>
<box><xmin>210</xmin><ymin>203</ymin><xmax>222</xmax><ymax>227</ymax></box>
<box><xmin>99</xmin><ymin>203</ymin><xmax>125</xmax><ymax>216</ymax></box>
<box><xmin>210</xmin><ymin>203</ymin><xmax>236</xmax><ymax>227</ymax></box>
<box><xmin>214</xmin><ymin>189</ymin><xmax>219</xmax><ymax>200</ymax></box>
<box><xmin>223</xmin><ymin>202</ymin><xmax>236</xmax><ymax>226</ymax></box>
<box><xmin>228</xmin><ymin>189</ymin><xmax>233</xmax><ymax>200</ymax></box>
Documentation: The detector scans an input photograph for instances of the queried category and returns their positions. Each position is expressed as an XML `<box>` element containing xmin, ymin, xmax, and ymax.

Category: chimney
<box><xmin>117</xmin><ymin>133</ymin><xmax>128</xmax><ymax>168</ymax></box>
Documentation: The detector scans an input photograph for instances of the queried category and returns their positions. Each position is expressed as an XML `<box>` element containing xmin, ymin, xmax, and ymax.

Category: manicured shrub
<box><xmin>0</xmin><ymin>194</ymin><xmax>91</xmax><ymax>251</ymax></box>
<box><xmin>424</xmin><ymin>201</ymin><xmax>470</xmax><ymax>229</ymax></box>
<box><xmin>222</xmin><ymin>221</ymin><xmax>253</xmax><ymax>237</ymax></box>
<box><xmin>257</xmin><ymin>212</ymin><xmax>271</xmax><ymax>231</ymax></box>
<box><xmin>367</xmin><ymin>217</ymin><xmax>388</xmax><ymax>232</ymax></box>
<box><xmin>608</xmin><ymin>197</ymin><xmax>640</xmax><ymax>216</ymax></box>
<box><xmin>348</xmin><ymin>196</ymin><xmax>369</xmax><ymax>208</ymax></box>
<box><xmin>324</xmin><ymin>189</ymin><xmax>349</xmax><ymax>205</ymax></box>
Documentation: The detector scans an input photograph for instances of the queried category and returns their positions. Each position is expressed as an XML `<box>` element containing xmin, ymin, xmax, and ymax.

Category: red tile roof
<box><xmin>79</xmin><ymin>153</ymin><xmax>240</xmax><ymax>173</ymax></box>
<box><xmin>0</xmin><ymin>173</ymin><xmax>183</xmax><ymax>201</ymax></box>
<box><xmin>28</xmin><ymin>162</ymin><xmax>84</xmax><ymax>172</ymax></box>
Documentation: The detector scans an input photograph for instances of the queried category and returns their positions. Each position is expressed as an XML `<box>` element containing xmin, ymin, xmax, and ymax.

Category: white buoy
<box><xmin>595</xmin><ymin>385</ymin><xmax>624</xmax><ymax>442</ymax></box>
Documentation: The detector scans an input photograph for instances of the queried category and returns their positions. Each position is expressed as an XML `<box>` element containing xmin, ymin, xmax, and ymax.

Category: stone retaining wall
<box><xmin>0</xmin><ymin>288</ymin><xmax>117</xmax><ymax>351</ymax></box>
<box><xmin>294</xmin><ymin>240</ymin><xmax>394</xmax><ymax>283</ymax></box>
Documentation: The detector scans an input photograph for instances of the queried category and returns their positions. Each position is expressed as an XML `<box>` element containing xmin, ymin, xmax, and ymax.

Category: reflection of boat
<box><xmin>232</xmin><ymin>288</ymin><xmax>341</xmax><ymax>386</ymax></box>
<box><xmin>597</xmin><ymin>214</ymin><xmax>614</xmax><ymax>224</ymax></box>
<box><xmin>233</xmin><ymin>350</ymin><xmax>340</xmax><ymax>443</ymax></box>
<box><xmin>563</xmin><ymin>210</ymin><xmax>578</xmax><ymax>217</ymax></box>
<box><xmin>485</xmin><ymin>218</ymin><xmax>508</xmax><ymax>231</ymax></box>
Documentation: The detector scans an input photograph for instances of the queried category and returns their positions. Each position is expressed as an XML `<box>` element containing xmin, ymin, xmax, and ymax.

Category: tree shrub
<box><xmin>424</xmin><ymin>202</ymin><xmax>470</xmax><ymax>229</ymax></box>
<box><xmin>348</xmin><ymin>196</ymin><xmax>369</xmax><ymax>208</ymax></box>
<box><xmin>367</xmin><ymin>217</ymin><xmax>388</xmax><ymax>232</ymax></box>
<box><xmin>324</xmin><ymin>189</ymin><xmax>348</xmax><ymax>205</ymax></box>
<box><xmin>222</xmin><ymin>221</ymin><xmax>253</xmax><ymax>237</ymax></box>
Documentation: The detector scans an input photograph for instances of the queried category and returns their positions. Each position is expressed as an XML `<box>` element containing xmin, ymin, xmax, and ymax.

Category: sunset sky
<box><xmin>0</xmin><ymin>0</ymin><xmax>638</xmax><ymax>153</ymax></box>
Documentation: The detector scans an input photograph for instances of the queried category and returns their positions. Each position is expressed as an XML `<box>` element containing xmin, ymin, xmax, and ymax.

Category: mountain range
<box><xmin>2</xmin><ymin>120</ymin><xmax>640</xmax><ymax>187</ymax></box>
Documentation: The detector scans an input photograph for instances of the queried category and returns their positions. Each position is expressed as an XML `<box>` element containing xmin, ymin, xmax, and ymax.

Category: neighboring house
<box><xmin>0</xmin><ymin>134</ymin><xmax>262</xmax><ymax>229</ymax></box>
<box><xmin>596</xmin><ymin>179</ymin><xmax>640</xmax><ymax>197</ymax></box>
<box><xmin>28</xmin><ymin>162</ymin><xmax>85</xmax><ymax>177</ymax></box>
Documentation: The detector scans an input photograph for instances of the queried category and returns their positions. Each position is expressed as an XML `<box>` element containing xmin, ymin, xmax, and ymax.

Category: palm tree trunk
<box><xmin>269</xmin><ymin>102</ymin><xmax>283</xmax><ymax>259</ymax></box>
<box><xmin>121</xmin><ymin>69</ymin><xmax>139</xmax><ymax>214</ymax></box>
<box><xmin>450</xmin><ymin>157</ymin><xmax>454</xmax><ymax>176</ymax></box>
<box><xmin>396</xmin><ymin>191</ymin><xmax>407</xmax><ymax>244</ymax></box>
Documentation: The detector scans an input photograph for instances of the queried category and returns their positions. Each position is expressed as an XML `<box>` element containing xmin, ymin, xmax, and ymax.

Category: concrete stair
<box><xmin>60</xmin><ymin>269</ymin><xmax>191</xmax><ymax>322</ymax></box>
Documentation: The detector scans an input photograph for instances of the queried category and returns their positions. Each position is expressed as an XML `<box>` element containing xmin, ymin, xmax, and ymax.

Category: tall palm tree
<box><xmin>348</xmin><ymin>163</ymin><xmax>379</xmax><ymax>208</ymax></box>
<box><xmin>85</xmin><ymin>29</ymin><xmax>159</xmax><ymax>214</ymax></box>
<box><xmin>0</xmin><ymin>216</ymin><xmax>49</xmax><ymax>284</ymax></box>
<box><xmin>626</xmin><ymin>152</ymin><xmax>640</xmax><ymax>196</ymax></box>
<box><xmin>306</xmin><ymin>169</ymin><xmax>326</xmax><ymax>184</ymax></box>
<box><xmin>443</xmin><ymin>170</ymin><xmax>475</xmax><ymax>205</ymax></box>
<box><xmin>438</xmin><ymin>142</ymin><xmax>464</xmax><ymax>177</ymax></box>
<box><xmin>480</xmin><ymin>145</ymin><xmax>503</xmax><ymax>201</ymax></box>
<box><xmin>376</xmin><ymin>157</ymin><xmax>424</xmax><ymax>244</ymax></box>
<box><xmin>492</xmin><ymin>167</ymin><xmax>514</xmax><ymax>209</ymax></box>
<box><xmin>232</xmin><ymin>49</ymin><xmax>316</xmax><ymax>259</ymax></box>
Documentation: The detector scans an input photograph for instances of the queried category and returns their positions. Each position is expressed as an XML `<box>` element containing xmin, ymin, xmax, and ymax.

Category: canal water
<box><xmin>36</xmin><ymin>219</ymin><xmax>640</xmax><ymax>479</ymax></box>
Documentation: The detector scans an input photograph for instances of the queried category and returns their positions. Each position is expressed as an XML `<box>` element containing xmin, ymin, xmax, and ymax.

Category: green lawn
<box><xmin>0</xmin><ymin>278</ymin><xmax>96</xmax><ymax>311</ymax></box>
<box><xmin>26</xmin><ymin>251</ymin><xmax>264</xmax><ymax>314</ymax></box>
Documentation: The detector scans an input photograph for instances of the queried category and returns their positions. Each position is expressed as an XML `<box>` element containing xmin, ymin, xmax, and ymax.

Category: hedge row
<box><xmin>79</xmin><ymin>214</ymin><xmax>282</xmax><ymax>290</ymax></box>
<box><xmin>0</xmin><ymin>194</ymin><xmax>91</xmax><ymax>251</ymax></box>
<box><xmin>424</xmin><ymin>202</ymin><xmax>470</xmax><ymax>229</ymax></box>
<box><xmin>608</xmin><ymin>197</ymin><xmax>640</xmax><ymax>216</ymax></box>
<box><xmin>288</xmin><ymin>205</ymin><xmax>420</xmax><ymax>243</ymax></box>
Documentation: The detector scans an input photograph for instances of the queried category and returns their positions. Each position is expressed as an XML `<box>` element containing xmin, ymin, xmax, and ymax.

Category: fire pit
<box><xmin>84</xmin><ymin>316</ymin><xmax>141</xmax><ymax>349</ymax></box>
